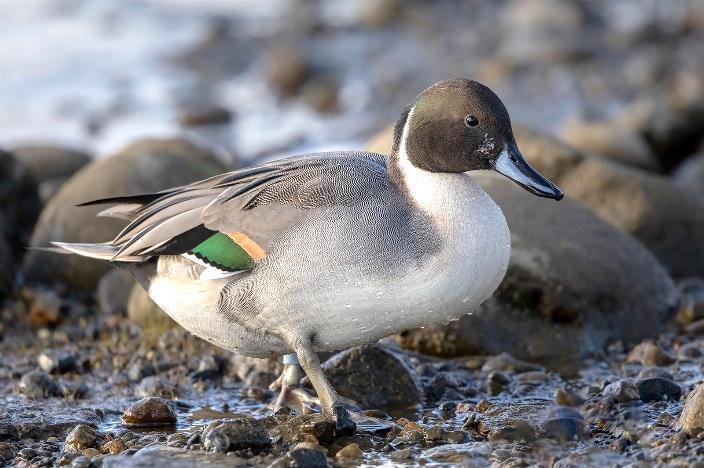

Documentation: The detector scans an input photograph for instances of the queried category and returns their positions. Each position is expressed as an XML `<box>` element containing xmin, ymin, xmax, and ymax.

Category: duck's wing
<box><xmin>60</xmin><ymin>151</ymin><xmax>389</xmax><ymax>273</ymax></box>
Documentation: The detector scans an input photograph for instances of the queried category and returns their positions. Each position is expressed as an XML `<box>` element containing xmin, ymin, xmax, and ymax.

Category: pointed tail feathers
<box><xmin>49</xmin><ymin>242</ymin><xmax>144</xmax><ymax>262</ymax></box>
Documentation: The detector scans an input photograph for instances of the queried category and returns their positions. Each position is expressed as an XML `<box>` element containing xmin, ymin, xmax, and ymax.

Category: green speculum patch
<box><xmin>190</xmin><ymin>232</ymin><xmax>254</xmax><ymax>271</ymax></box>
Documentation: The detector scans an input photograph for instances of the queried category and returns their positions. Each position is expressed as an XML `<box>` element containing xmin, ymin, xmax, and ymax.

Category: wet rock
<box><xmin>273</xmin><ymin>414</ymin><xmax>336</xmax><ymax>444</ymax></box>
<box><xmin>335</xmin><ymin>442</ymin><xmax>362</xmax><ymax>460</ymax></box>
<box><xmin>10</xmin><ymin>145</ymin><xmax>91</xmax><ymax>187</ymax></box>
<box><xmin>101</xmin><ymin>439</ymin><xmax>127</xmax><ymax>455</ymax></box>
<box><xmin>177</xmin><ymin>104</ymin><xmax>232</xmax><ymax>127</ymax></box>
<box><xmin>559</xmin><ymin>119</ymin><xmax>660</xmax><ymax>171</ymax></box>
<box><xmin>678</xmin><ymin>383</ymin><xmax>704</xmax><ymax>436</ymax></box>
<box><xmin>201</xmin><ymin>417</ymin><xmax>270</xmax><ymax>452</ymax></box>
<box><xmin>122</xmin><ymin>397</ymin><xmax>177</xmax><ymax>428</ymax></box>
<box><xmin>475</xmin><ymin>400</ymin><xmax>550</xmax><ymax>441</ymax></box>
<box><xmin>0</xmin><ymin>149</ymin><xmax>40</xmax><ymax>250</ymax></box>
<box><xmin>19</xmin><ymin>370</ymin><xmax>62</xmax><ymax>399</ymax></box>
<box><xmin>539</xmin><ymin>406</ymin><xmax>584</xmax><ymax>441</ymax></box>
<box><xmin>481</xmin><ymin>353</ymin><xmax>542</xmax><ymax>374</ymax></box>
<box><xmin>271</xmin><ymin>447</ymin><xmax>329</xmax><ymax>468</ymax></box>
<box><xmin>399</xmin><ymin>173</ymin><xmax>677</xmax><ymax>360</ymax></box>
<box><xmin>64</xmin><ymin>424</ymin><xmax>97</xmax><ymax>452</ymax></box>
<box><xmin>37</xmin><ymin>348</ymin><xmax>77</xmax><ymax>374</ymax></box>
<box><xmin>96</xmin><ymin>269</ymin><xmax>134</xmax><ymax>315</ymax></box>
<box><xmin>263</xmin><ymin>47</ymin><xmax>310</xmax><ymax>97</ymax></box>
<box><xmin>626</xmin><ymin>341</ymin><xmax>674</xmax><ymax>366</ymax></box>
<box><xmin>676</xmin><ymin>278</ymin><xmax>704</xmax><ymax>326</ymax></box>
<box><xmin>674</xmin><ymin>153</ymin><xmax>704</xmax><ymax>194</ymax></box>
<box><xmin>127</xmin><ymin>285</ymin><xmax>177</xmax><ymax>340</ymax></box>
<box><xmin>22</xmin><ymin>138</ymin><xmax>227</xmax><ymax>291</ymax></box>
<box><xmin>136</xmin><ymin>376</ymin><xmax>179</xmax><ymax>399</ymax></box>
<box><xmin>320</xmin><ymin>344</ymin><xmax>422</xmax><ymax>410</ymax></box>
<box><xmin>636</xmin><ymin>377</ymin><xmax>682</xmax><ymax>402</ymax></box>
<box><xmin>603</xmin><ymin>379</ymin><xmax>640</xmax><ymax>403</ymax></box>
<box><xmin>102</xmin><ymin>446</ymin><xmax>235</xmax><ymax>467</ymax></box>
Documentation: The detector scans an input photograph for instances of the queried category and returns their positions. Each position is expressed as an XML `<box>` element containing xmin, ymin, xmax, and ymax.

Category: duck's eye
<box><xmin>464</xmin><ymin>115</ymin><xmax>479</xmax><ymax>127</ymax></box>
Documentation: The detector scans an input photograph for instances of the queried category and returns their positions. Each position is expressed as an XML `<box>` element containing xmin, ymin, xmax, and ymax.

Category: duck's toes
<box><xmin>330</xmin><ymin>403</ymin><xmax>356</xmax><ymax>436</ymax></box>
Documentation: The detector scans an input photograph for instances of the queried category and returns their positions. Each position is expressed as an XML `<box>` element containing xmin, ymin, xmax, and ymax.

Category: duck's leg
<box><xmin>294</xmin><ymin>341</ymin><xmax>356</xmax><ymax>435</ymax></box>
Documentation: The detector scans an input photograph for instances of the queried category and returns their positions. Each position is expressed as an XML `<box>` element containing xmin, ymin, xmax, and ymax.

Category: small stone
<box><xmin>101</xmin><ymin>438</ymin><xmax>126</xmax><ymax>454</ymax></box>
<box><xmin>627</xmin><ymin>341</ymin><xmax>674</xmax><ymax>366</ymax></box>
<box><xmin>539</xmin><ymin>407</ymin><xmax>584</xmax><ymax>442</ymax></box>
<box><xmin>127</xmin><ymin>361</ymin><xmax>156</xmax><ymax>382</ymax></box>
<box><xmin>476</xmin><ymin>399</ymin><xmax>493</xmax><ymax>413</ymax></box>
<box><xmin>603</xmin><ymin>380</ymin><xmax>640</xmax><ymax>403</ymax></box>
<box><xmin>637</xmin><ymin>367</ymin><xmax>674</xmax><ymax>380</ymax></box>
<box><xmin>271</xmin><ymin>447</ymin><xmax>328</xmax><ymax>468</ymax></box>
<box><xmin>335</xmin><ymin>442</ymin><xmax>362</xmax><ymax>460</ymax></box>
<box><xmin>82</xmin><ymin>448</ymin><xmax>99</xmax><ymax>458</ymax></box>
<box><xmin>19</xmin><ymin>370</ymin><xmax>62</xmax><ymax>399</ymax></box>
<box><xmin>637</xmin><ymin>377</ymin><xmax>682</xmax><ymax>402</ymax></box>
<box><xmin>122</xmin><ymin>397</ymin><xmax>177</xmax><ymax>428</ymax></box>
<box><xmin>38</xmin><ymin>348</ymin><xmax>77</xmax><ymax>374</ymax></box>
<box><xmin>481</xmin><ymin>353</ymin><xmax>542</xmax><ymax>373</ymax></box>
<box><xmin>273</xmin><ymin>414</ymin><xmax>336</xmax><ymax>444</ymax></box>
<box><xmin>554</xmin><ymin>388</ymin><xmax>585</xmax><ymax>406</ymax></box>
<box><xmin>64</xmin><ymin>424</ymin><xmax>97</xmax><ymax>452</ymax></box>
<box><xmin>678</xmin><ymin>383</ymin><xmax>704</xmax><ymax>436</ymax></box>
<box><xmin>390</xmin><ymin>447</ymin><xmax>413</xmax><ymax>462</ymax></box>
<box><xmin>202</xmin><ymin>417</ymin><xmax>270</xmax><ymax>453</ymax></box>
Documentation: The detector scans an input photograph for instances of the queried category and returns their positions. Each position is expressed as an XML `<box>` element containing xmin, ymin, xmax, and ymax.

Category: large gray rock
<box><xmin>515</xmin><ymin>126</ymin><xmax>704</xmax><ymax>279</ymax></box>
<box><xmin>22</xmin><ymin>138</ymin><xmax>227</xmax><ymax>291</ymax></box>
<box><xmin>0</xmin><ymin>149</ymin><xmax>40</xmax><ymax>250</ymax></box>
<box><xmin>398</xmin><ymin>173</ymin><xmax>677</xmax><ymax>361</ymax></box>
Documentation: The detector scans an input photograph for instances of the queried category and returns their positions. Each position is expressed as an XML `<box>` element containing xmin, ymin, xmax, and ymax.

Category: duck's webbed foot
<box><xmin>269</xmin><ymin>353</ymin><xmax>317</xmax><ymax>414</ymax></box>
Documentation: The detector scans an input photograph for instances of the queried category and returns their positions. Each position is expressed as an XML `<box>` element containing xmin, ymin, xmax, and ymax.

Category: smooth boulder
<box><xmin>514</xmin><ymin>126</ymin><xmax>704</xmax><ymax>279</ymax></box>
<box><xmin>320</xmin><ymin>343</ymin><xmax>422</xmax><ymax>410</ymax></box>
<box><xmin>398</xmin><ymin>173</ymin><xmax>677</xmax><ymax>360</ymax></box>
<box><xmin>22</xmin><ymin>138</ymin><xmax>228</xmax><ymax>291</ymax></box>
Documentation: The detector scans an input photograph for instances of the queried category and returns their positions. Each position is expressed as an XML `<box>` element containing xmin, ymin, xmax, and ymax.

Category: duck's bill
<box><xmin>491</xmin><ymin>144</ymin><xmax>564</xmax><ymax>200</ymax></box>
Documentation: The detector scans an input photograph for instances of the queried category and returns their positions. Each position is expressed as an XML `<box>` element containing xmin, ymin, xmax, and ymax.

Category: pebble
<box><xmin>101</xmin><ymin>439</ymin><xmax>126</xmax><ymax>454</ymax></box>
<box><xmin>37</xmin><ymin>348</ymin><xmax>76</xmax><ymax>374</ymax></box>
<box><xmin>335</xmin><ymin>442</ymin><xmax>363</xmax><ymax>460</ymax></box>
<box><xmin>627</xmin><ymin>341</ymin><xmax>674</xmax><ymax>366</ymax></box>
<box><xmin>678</xmin><ymin>383</ymin><xmax>704</xmax><ymax>436</ymax></box>
<box><xmin>637</xmin><ymin>377</ymin><xmax>682</xmax><ymax>402</ymax></box>
<box><xmin>82</xmin><ymin>448</ymin><xmax>99</xmax><ymax>458</ymax></box>
<box><xmin>64</xmin><ymin>424</ymin><xmax>97</xmax><ymax>452</ymax></box>
<box><xmin>19</xmin><ymin>370</ymin><xmax>62</xmax><ymax>399</ymax></box>
<box><xmin>637</xmin><ymin>367</ymin><xmax>674</xmax><ymax>380</ymax></box>
<box><xmin>603</xmin><ymin>379</ymin><xmax>640</xmax><ymax>403</ymax></box>
<box><xmin>122</xmin><ymin>397</ymin><xmax>177</xmax><ymax>428</ymax></box>
<box><xmin>539</xmin><ymin>407</ymin><xmax>584</xmax><ymax>442</ymax></box>
<box><xmin>202</xmin><ymin>417</ymin><xmax>270</xmax><ymax>452</ymax></box>
<box><xmin>271</xmin><ymin>447</ymin><xmax>329</xmax><ymax>468</ymax></box>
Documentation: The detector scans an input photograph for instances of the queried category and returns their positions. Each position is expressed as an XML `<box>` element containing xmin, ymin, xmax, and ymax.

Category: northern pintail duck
<box><xmin>53</xmin><ymin>79</ymin><xmax>563</xmax><ymax>434</ymax></box>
